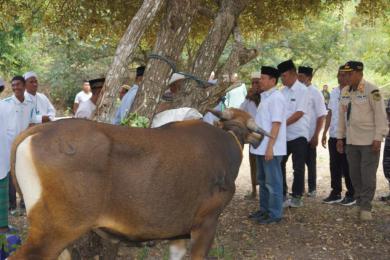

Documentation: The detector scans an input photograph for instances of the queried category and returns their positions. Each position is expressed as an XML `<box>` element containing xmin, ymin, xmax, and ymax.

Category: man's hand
<box><xmin>321</xmin><ymin>134</ymin><xmax>327</xmax><ymax>148</ymax></box>
<box><xmin>336</xmin><ymin>139</ymin><xmax>344</xmax><ymax>154</ymax></box>
<box><xmin>265</xmin><ymin>146</ymin><xmax>273</xmax><ymax>161</ymax></box>
<box><xmin>372</xmin><ymin>140</ymin><xmax>381</xmax><ymax>153</ymax></box>
<box><xmin>309</xmin><ymin>136</ymin><xmax>319</xmax><ymax>148</ymax></box>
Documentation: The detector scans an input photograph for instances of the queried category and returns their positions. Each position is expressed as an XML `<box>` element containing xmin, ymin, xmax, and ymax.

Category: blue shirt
<box><xmin>112</xmin><ymin>85</ymin><xmax>139</xmax><ymax>125</ymax></box>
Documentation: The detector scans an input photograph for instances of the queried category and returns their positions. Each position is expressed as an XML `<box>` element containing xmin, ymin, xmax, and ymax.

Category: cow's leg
<box><xmin>169</xmin><ymin>239</ymin><xmax>187</xmax><ymax>260</ymax></box>
<box><xmin>190</xmin><ymin>216</ymin><xmax>218</xmax><ymax>260</ymax></box>
<box><xmin>9</xmin><ymin>205</ymin><xmax>89</xmax><ymax>260</ymax></box>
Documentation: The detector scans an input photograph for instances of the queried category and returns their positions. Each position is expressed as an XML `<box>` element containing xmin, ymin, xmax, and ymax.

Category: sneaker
<box><xmin>248</xmin><ymin>210</ymin><xmax>266</xmax><ymax>219</ymax></box>
<box><xmin>360</xmin><ymin>210</ymin><xmax>372</xmax><ymax>221</ymax></box>
<box><xmin>257</xmin><ymin>217</ymin><xmax>282</xmax><ymax>225</ymax></box>
<box><xmin>339</xmin><ymin>196</ymin><xmax>356</xmax><ymax>206</ymax></box>
<box><xmin>380</xmin><ymin>193</ymin><xmax>390</xmax><ymax>202</ymax></box>
<box><xmin>283</xmin><ymin>199</ymin><xmax>291</xmax><ymax>208</ymax></box>
<box><xmin>323</xmin><ymin>194</ymin><xmax>342</xmax><ymax>204</ymax></box>
<box><xmin>289</xmin><ymin>197</ymin><xmax>303</xmax><ymax>208</ymax></box>
<box><xmin>307</xmin><ymin>190</ymin><xmax>317</xmax><ymax>198</ymax></box>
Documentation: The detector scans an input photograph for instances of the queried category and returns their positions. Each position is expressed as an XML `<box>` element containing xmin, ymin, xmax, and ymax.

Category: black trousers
<box><xmin>383</xmin><ymin>135</ymin><xmax>390</xmax><ymax>182</ymax></box>
<box><xmin>282</xmin><ymin>137</ymin><xmax>307</xmax><ymax>198</ymax></box>
<box><xmin>305</xmin><ymin>144</ymin><xmax>317</xmax><ymax>193</ymax></box>
<box><xmin>328</xmin><ymin>138</ymin><xmax>354</xmax><ymax>197</ymax></box>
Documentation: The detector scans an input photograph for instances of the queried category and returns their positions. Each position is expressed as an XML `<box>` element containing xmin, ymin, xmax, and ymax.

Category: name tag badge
<box><xmin>355</xmin><ymin>95</ymin><xmax>367</xmax><ymax>104</ymax></box>
<box><xmin>290</xmin><ymin>98</ymin><xmax>296</xmax><ymax>102</ymax></box>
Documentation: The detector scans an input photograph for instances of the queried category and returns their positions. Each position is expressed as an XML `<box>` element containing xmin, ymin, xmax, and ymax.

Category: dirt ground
<box><xmin>10</xmin><ymin>145</ymin><xmax>390</xmax><ymax>260</ymax></box>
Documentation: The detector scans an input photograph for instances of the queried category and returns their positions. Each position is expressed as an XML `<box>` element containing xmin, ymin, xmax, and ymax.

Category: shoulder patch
<box><xmin>372</xmin><ymin>91</ymin><xmax>381</xmax><ymax>102</ymax></box>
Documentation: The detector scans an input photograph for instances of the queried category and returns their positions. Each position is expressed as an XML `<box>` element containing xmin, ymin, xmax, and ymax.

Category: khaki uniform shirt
<box><xmin>336</xmin><ymin>79</ymin><xmax>388</xmax><ymax>145</ymax></box>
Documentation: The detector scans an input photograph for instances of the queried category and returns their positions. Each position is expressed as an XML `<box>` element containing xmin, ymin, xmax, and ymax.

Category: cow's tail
<box><xmin>10</xmin><ymin>124</ymin><xmax>46</xmax><ymax>197</ymax></box>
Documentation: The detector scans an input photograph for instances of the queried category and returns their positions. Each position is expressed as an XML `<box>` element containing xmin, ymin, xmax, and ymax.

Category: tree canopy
<box><xmin>0</xmin><ymin>0</ymin><xmax>389</xmax><ymax>114</ymax></box>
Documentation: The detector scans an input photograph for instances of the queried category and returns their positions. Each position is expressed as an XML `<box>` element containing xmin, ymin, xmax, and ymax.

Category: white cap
<box><xmin>251</xmin><ymin>72</ymin><xmax>261</xmax><ymax>79</ymax></box>
<box><xmin>23</xmin><ymin>71</ymin><xmax>38</xmax><ymax>80</ymax></box>
<box><xmin>168</xmin><ymin>73</ymin><xmax>185</xmax><ymax>85</ymax></box>
<box><xmin>0</xmin><ymin>78</ymin><xmax>4</xmax><ymax>86</ymax></box>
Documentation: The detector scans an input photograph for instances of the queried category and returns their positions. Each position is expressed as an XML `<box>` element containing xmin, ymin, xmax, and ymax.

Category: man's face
<box><xmin>337</xmin><ymin>71</ymin><xmax>348</xmax><ymax>86</ymax></box>
<box><xmin>280</xmin><ymin>70</ymin><xmax>296</xmax><ymax>87</ymax></box>
<box><xmin>346</xmin><ymin>71</ymin><xmax>362</xmax><ymax>87</ymax></box>
<box><xmin>251</xmin><ymin>78</ymin><xmax>261</xmax><ymax>93</ymax></box>
<box><xmin>259</xmin><ymin>74</ymin><xmax>275</xmax><ymax>91</ymax></box>
<box><xmin>119</xmin><ymin>88</ymin><xmax>128</xmax><ymax>100</ymax></box>
<box><xmin>25</xmin><ymin>76</ymin><xmax>38</xmax><ymax>94</ymax></box>
<box><xmin>170</xmin><ymin>79</ymin><xmax>184</xmax><ymax>94</ymax></box>
<box><xmin>83</xmin><ymin>82</ymin><xmax>91</xmax><ymax>92</ymax></box>
<box><xmin>92</xmin><ymin>88</ymin><xmax>102</xmax><ymax>97</ymax></box>
<box><xmin>11</xmin><ymin>79</ymin><xmax>25</xmax><ymax>99</ymax></box>
<box><xmin>298</xmin><ymin>73</ymin><xmax>310</xmax><ymax>86</ymax></box>
<box><xmin>323</xmin><ymin>85</ymin><xmax>328</xmax><ymax>91</ymax></box>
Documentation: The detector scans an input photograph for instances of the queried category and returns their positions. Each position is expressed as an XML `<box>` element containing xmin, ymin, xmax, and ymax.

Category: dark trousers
<box><xmin>8</xmin><ymin>173</ymin><xmax>17</xmax><ymax>210</ymax></box>
<box><xmin>282</xmin><ymin>137</ymin><xmax>307</xmax><ymax>198</ymax></box>
<box><xmin>305</xmin><ymin>145</ymin><xmax>316</xmax><ymax>193</ymax></box>
<box><xmin>346</xmin><ymin>145</ymin><xmax>380</xmax><ymax>211</ymax></box>
<box><xmin>249</xmin><ymin>152</ymin><xmax>258</xmax><ymax>195</ymax></box>
<box><xmin>328</xmin><ymin>138</ymin><xmax>354</xmax><ymax>197</ymax></box>
<box><xmin>383</xmin><ymin>135</ymin><xmax>390</xmax><ymax>183</ymax></box>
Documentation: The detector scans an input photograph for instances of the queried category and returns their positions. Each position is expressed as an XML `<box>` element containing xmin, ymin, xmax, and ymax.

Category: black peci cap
<box><xmin>298</xmin><ymin>66</ymin><xmax>313</xmax><ymax>76</ymax></box>
<box><xmin>261</xmin><ymin>66</ymin><xmax>280</xmax><ymax>79</ymax></box>
<box><xmin>277</xmin><ymin>59</ymin><xmax>296</xmax><ymax>74</ymax></box>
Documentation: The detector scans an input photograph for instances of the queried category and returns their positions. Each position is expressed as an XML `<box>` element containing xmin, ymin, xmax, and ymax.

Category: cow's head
<box><xmin>207</xmin><ymin>108</ymin><xmax>271</xmax><ymax>148</ymax></box>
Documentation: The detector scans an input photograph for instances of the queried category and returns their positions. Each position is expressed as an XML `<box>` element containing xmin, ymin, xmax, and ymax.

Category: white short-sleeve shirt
<box><xmin>0</xmin><ymin>96</ymin><xmax>35</xmax><ymax>179</ymax></box>
<box><xmin>307</xmin><ymin>85</ymin><xmax>328</xmax><ymax>140</ymax></box>
<box><xmin>25</xmin><ymin>92</ymin><xmax>56</xmax><ymax>123</ymax></box>
<box><xmin>74</xmin><ymin>91</ymin><xmax>92</xmax><ymax>104</ymax></box>
<box><xmin>75</xmin><ymin>99</ymin><xmax>96</xmax><ymax>119</ymax></box>
<box><xmin>239</xmin><ymin>99</ymin><xmax>258</xmax><ymax>118</ymax></box>
<box><xmin>250</xmin><ymin>87</ymin><xmax>287</xmax><ymax>156</ymax></box>
<box><xmin>328</xmin><ymin>86</ymin><xmax>342</xmax><ymax>138</ymax></box>
<box><xmin>281</xmin><ymin>80</ymin><xmax>310</xmax><ymax>141</ymax></box>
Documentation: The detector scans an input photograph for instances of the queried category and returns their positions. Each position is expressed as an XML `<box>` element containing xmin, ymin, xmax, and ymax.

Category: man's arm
<box><xmin>265</xmin><ymin>122</ymin><xmax>281</xmax><ymax>161</ymax></box>
<box><xmin>370</xmin><ymin>89</ymin><xmax>389</xmax><ymax>152</ymax></box>
<box><xmin>321</xmin><ymin>110</ymin><xmax>332</xmax><ymax>148</ymax></box>
<box><xmin>287</xmin><ymin>111</ymin><xmax>304</xmax><ymax>125</ymax></box>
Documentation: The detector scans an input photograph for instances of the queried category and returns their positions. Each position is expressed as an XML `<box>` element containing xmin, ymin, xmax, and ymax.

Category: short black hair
<box><xmin>11</xmin><ymin>76</ymin><xmax>25</xmax><ymax>84</ymax></box>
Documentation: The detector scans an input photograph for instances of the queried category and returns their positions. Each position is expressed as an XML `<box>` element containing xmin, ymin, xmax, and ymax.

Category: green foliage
<box><xmin>120</xmin><ymin>112</ymin><xmax>149</xmax><ymax>128</ymax></box>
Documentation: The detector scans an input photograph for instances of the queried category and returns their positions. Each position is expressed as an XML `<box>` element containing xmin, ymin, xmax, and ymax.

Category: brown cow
<box><xmin>9</xmin><ymin>108</ymin><xmax>269</xmax><ymax>260</ymax></box>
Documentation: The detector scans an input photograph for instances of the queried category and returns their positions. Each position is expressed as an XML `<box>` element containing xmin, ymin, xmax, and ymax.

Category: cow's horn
<box><xmin>247</xmin><ymin>119</ymin><xmax>273</xmax><ymax>138</ymax></box>
<box><xmin>206</xmin><ymin>109</ymin><xmax>233</xmax><ymax>120</ymax></box>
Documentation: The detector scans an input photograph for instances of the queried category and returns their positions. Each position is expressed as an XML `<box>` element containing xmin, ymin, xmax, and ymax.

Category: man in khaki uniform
<box><xmin>336</xmin><ymin>61</ymin><xmax>388</xmax><ymax>221</ymax></box>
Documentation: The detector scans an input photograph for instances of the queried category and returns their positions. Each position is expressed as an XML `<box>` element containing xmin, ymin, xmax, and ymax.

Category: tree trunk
<box><xmin>95</xmin><ymin>0</ymin><xmax>165</xmax><ymax>123</ymax></box>
<box><xmin>172</xmin><ymin>0</ymin><xmax>251</xmax><ymax>112</ymax></box>
<box><xmin>130</xmin><ymin>0</ymin><xmax>200</xmax><ymax>124</ymax></box>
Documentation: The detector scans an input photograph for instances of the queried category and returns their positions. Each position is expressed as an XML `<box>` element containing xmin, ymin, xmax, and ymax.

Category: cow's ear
<box><xmin>245</xmin><ymin>132</ymin><xmax>263</xmax><ymax>148</ymax></box>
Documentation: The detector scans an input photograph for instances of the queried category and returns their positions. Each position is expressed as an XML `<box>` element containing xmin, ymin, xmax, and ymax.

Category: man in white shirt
<box><xmin>278</xmin><ymin>59</ymin><xmax>310</xmax><ymax>208</ymax></box>
<box><xmin>240</xmin><ymin>72</ymin><xmax>261</xmax><ymax>199</ymax></box>
<box><xmin>248</xmin><ymin>66</ymin><xmax>286</xmax><ymax>224</ymax></box>
<box><xmin>112</xmin><ymin>66</ymin><xmax>145</xmax><ymax>125</ymax></box>
<box><xmin>73</xmin><ymin>81</ymin><xmax>92</xmax><ymax>114</ymax></box>
<box><xmin>0</xmin><ymin>76</ymin><xmax>36</xmax><ymax>222</ymax></box>
<box><xmin>75</xmin><ymin>78</ymin><xmax>105</xmax><ymax>120</ymax></box>
<box><xmin>321</xmin><ymin>65</ymin><xmax>355</xmax><ymax>205</ymax></box>
<box><xmin>297</xmin><ymin>66</ymin><xmax>327</xmax><ymax>198</ymax></box>
<box><xmin>225</xmin><ymin>73</ymin><xmax>247</xmax><ymax>108</ymax></box>
<box><xmin>23</xmin><ymin>71</ymin><xmax>56</xmax><ymax>123</ymax></box>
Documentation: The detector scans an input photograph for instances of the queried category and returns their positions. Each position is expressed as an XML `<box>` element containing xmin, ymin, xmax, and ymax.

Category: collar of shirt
<box><xmin>11</xmin><ymin>95</ymin><xmax>29</xmax><ymax>106</ymax></box>
<box><xmin>261</xmin><ymin>87</ymin><xmax>277</xmax><ymax>98</ymax></box>
<box><xmin>290</xmin><ymin>80</ymin><xmax>302</xmax><ymax>91</ymax></box>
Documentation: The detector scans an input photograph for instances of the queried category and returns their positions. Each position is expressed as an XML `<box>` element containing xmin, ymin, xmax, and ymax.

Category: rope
<box><xmin>147</xmin><ymin>53</ymin><xmax>216</xmax><ymax>88</ymax></box>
